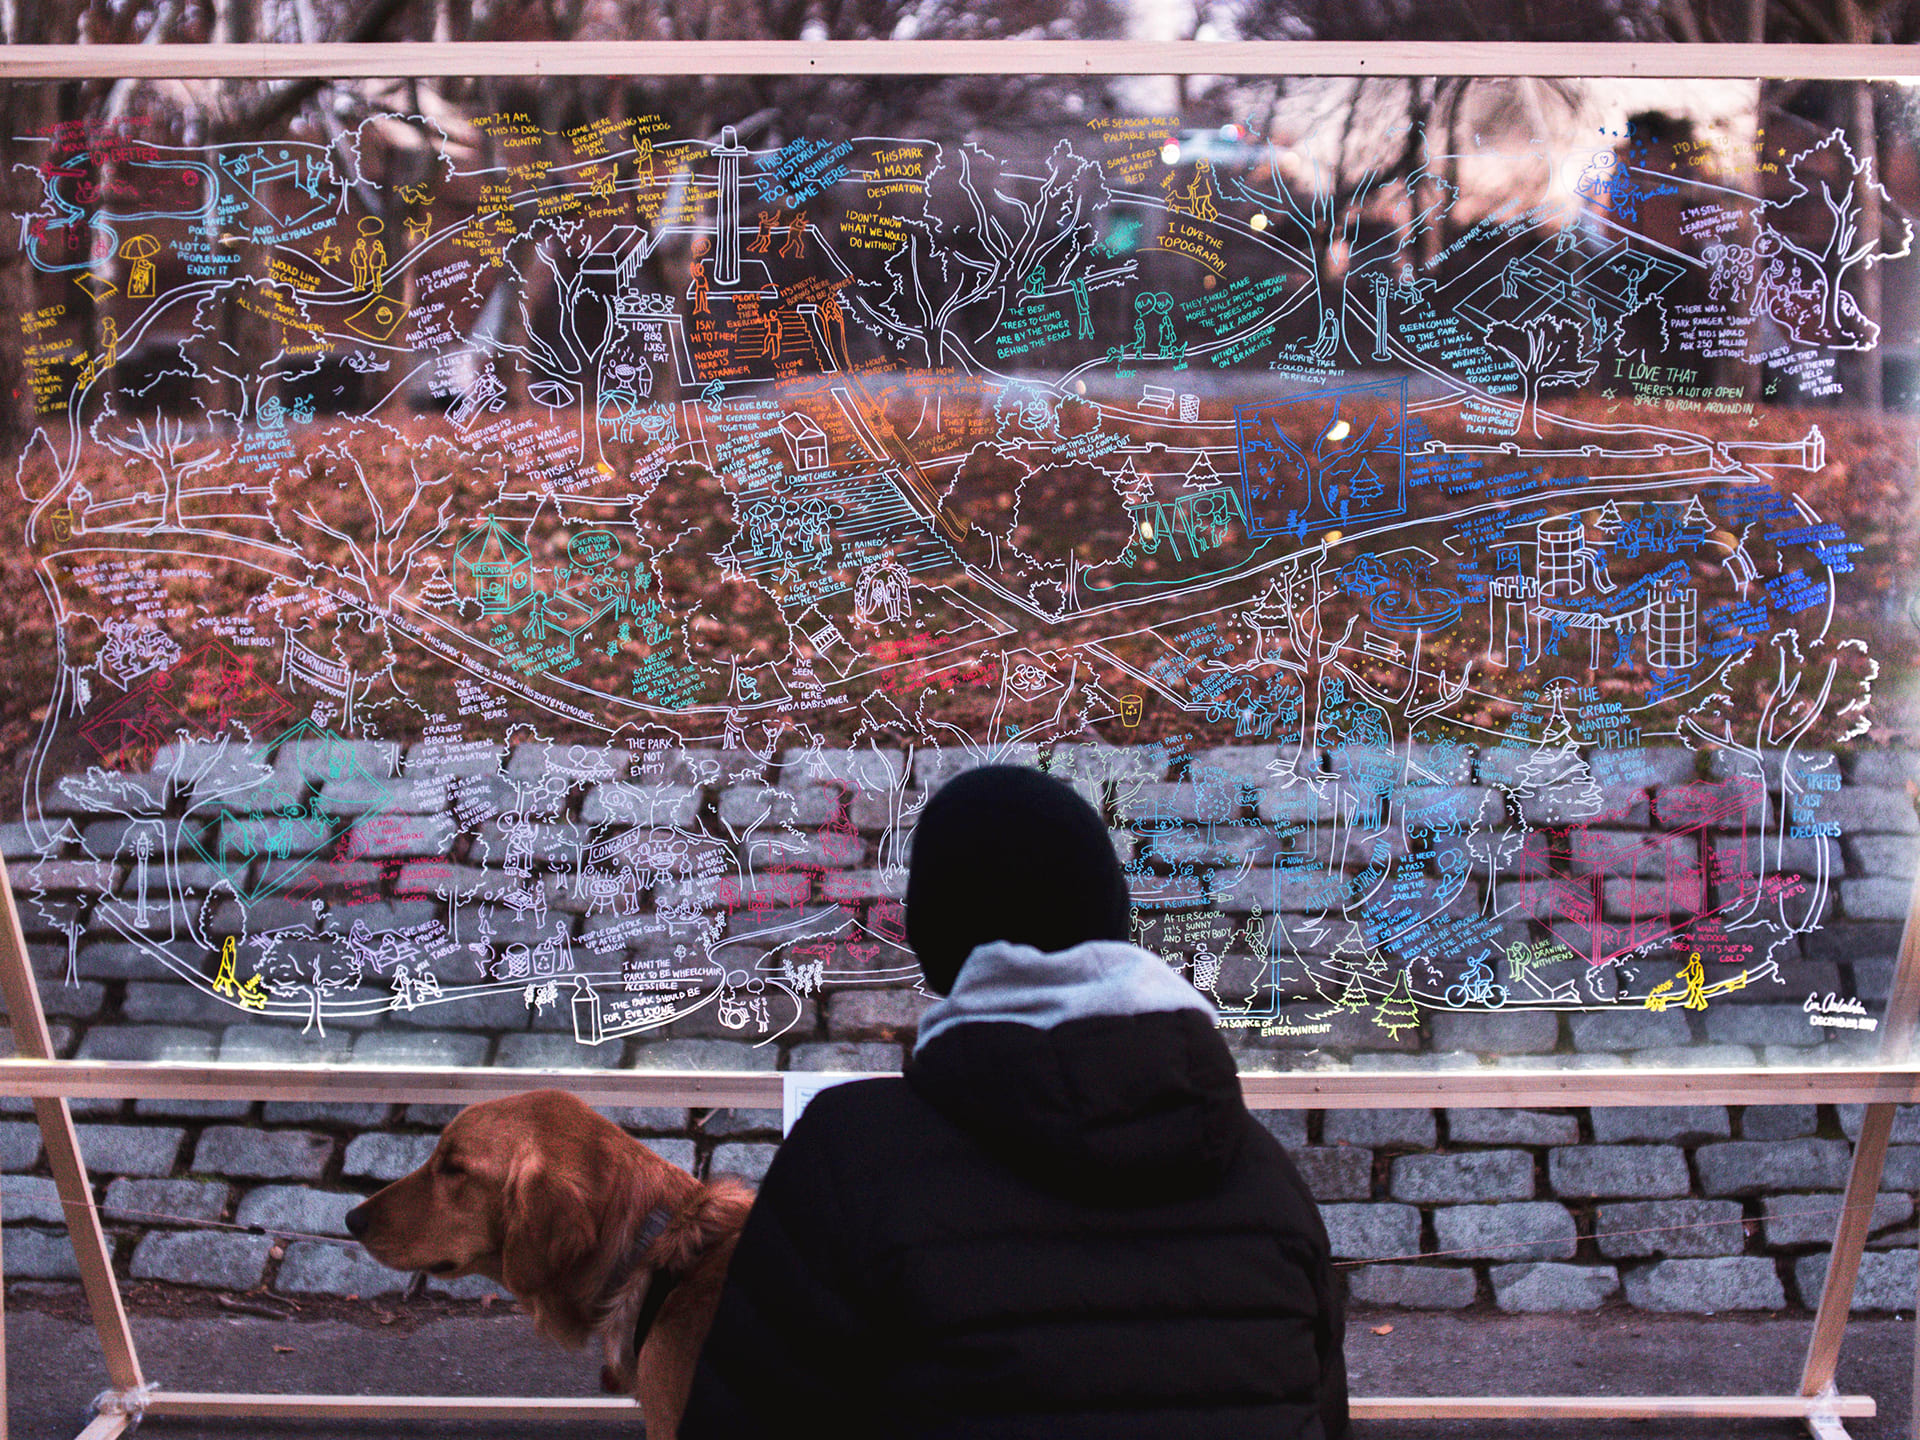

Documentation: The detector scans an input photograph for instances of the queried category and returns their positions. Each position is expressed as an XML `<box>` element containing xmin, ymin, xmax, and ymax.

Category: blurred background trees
<box><xmin>0</xmin><ymin>0</ymin><xmax>1913</xmax><ymax>445</ymax></box>
<box><xmin>1212</xmin><ymin>0</ymin><xmax>1917</xmax><ymax>404</ymax></box>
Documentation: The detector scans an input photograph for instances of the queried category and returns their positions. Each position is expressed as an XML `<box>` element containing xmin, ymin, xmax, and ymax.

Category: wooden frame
<box><xmin>1</xmin><ymin>37</ymin><xmax>1917</xmax><ymax>1439</ymax></box>
<box><xmin>2</xmin><ymin>1057</ymin><xmax>1920</xmax><ymax>1110</ymax></box>
<box><xmin>0</xmin><ymin>40</ymin><xmax>1916</xmax><ymax>81</ymax></box>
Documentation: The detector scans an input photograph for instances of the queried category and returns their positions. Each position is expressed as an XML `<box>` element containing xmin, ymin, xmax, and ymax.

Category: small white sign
<box><xmin>782</xmin><ymin>1071</ymin><xmax>868</xmax><ymax>1136</ymax></box>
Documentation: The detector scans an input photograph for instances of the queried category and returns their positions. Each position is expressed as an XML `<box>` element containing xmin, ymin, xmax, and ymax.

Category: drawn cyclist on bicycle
<box><xmin>1444</xmin><ymin>948</ymin><xmax>1508</xmax><ymax>1009</ymax></box>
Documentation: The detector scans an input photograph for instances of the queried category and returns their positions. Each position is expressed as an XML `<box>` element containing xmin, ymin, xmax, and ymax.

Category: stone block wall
<box><xmin>1</xmin><ymin>1088</ymin><xmax>1916</xmax><ymax>1314</ymax></box>
<box><xmin>0</xmin><ymin>738</ymin><xmax>1915</xmax><ymax>1312</ymax></box>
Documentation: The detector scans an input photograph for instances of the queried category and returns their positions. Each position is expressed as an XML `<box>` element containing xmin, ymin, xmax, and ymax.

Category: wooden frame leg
<box><xmin>1</xmin><ymin>1197</ymin><xmax>7</xmax><ymax>1440</ymax></box>
<box><xmin>30</xmin><ymin>1095</ymin><xmax>142</xmax><ymax>1393</ymax></box>
<box><xmin>1805</xmin><ymin>867</ymin><xmax>1920</xmax><ymax>1435</ymax></box>
<box><xmin>0</xmin><ymin>868</ymin><xmax>143</xmax><ymax>1392</ymax></box>
<box><xmin>1801</xmin><ymin>1101</ymin><xmax>1898</xmax><ymax>1403</ymax></box>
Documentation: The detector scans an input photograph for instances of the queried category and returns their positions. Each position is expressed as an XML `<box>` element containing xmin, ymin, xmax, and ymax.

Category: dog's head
<box><xmin>346</xmin><ymin>1089</ymin><xmax>696</xmax><ymax>1342</ymax></box>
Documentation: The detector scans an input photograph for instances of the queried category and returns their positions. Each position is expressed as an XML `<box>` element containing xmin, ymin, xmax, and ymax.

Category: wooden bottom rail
<box><xmin>1352</xmin><ymin>1394</ymin><xmax>1875</xmax><ymax>1421</ymax></box>
<box><xmin>130</xmin><ymin>1391</ymin><xmax>1872</xmax><ymax>1423</ymax></box>
<box><xmin>141</xmin><ymin>1393</ymin><xmax>639</xmax><ymax>1420</ymax></box>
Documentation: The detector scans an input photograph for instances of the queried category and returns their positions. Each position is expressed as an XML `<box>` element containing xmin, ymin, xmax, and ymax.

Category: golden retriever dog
<box><xmin>346</xmin><ymin>1090</ymin><xmax>754</xmax><ymax>1439</ymax></box>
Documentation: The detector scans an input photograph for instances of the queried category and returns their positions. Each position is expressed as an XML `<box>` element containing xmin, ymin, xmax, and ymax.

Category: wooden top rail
<box><xmin>0</xmin><ymin>41</ymin><xmax>1916</xmax><ymax>82</ymax></box>
<box><xmin>1</xmin><ymin>1058</ymin><xmax>1916</xmax><ymax>1109</ymax></box>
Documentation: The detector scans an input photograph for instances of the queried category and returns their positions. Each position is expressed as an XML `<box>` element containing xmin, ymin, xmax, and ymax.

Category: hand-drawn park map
<box><xmin>4</xmin><ymin>80</ymin><xmax>1915</xmax><ymax>1062</ymax></box>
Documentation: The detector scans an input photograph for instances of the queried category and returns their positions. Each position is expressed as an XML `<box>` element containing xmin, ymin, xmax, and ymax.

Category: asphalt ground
<box><xmin>1</xmin><ymin>1292</ymin><xmax>1914</xmax><ymax>1440</ymax></box>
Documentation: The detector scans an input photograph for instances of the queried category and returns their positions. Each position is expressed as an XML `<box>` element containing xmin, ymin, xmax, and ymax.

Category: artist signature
<box><xmin>1804</xmin><ymin>992</ymin><xmax>1877</xmax><ymax>1031</ymax></box>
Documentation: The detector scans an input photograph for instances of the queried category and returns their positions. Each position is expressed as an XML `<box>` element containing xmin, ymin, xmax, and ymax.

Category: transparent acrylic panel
<box><xmin>0</xmin><ymin>71</ymin><xmax>1913</xmax><ymax>1071</ymax></box>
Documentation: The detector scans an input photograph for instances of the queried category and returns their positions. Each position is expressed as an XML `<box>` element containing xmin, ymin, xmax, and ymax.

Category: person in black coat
<box><xmin>681</xmin><ymin>764</ymin><xmax>1349</xmax><ymax>1440</ymax></box>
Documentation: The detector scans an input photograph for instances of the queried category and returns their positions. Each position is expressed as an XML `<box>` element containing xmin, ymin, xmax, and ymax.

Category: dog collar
<box><xmin>628</xmin><ymin>1202</ymin><xmax>684</xmax><ymax>1357</ymax></box>
<box><xmin>632</xmin><ymin>1202</ymin><xmax>675</xmax><ymax>1257</ymax></box>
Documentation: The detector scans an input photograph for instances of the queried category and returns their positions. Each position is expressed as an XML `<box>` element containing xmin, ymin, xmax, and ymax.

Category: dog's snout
<box><xmin>344</xmin><ymin>1201</ymin><xmax>371</xmax><ymax>1239</ymax></box>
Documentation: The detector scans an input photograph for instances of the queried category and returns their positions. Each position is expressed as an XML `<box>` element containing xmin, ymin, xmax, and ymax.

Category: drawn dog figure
<box><xmin>346</xmin><ymin>1090</ymin><xmax>753</xmax><ymax>1440</ymax></box>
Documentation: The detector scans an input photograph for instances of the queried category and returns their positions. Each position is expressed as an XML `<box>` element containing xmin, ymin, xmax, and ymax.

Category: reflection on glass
<box><xmin>0</xmin><ymin>75</ymin><xmax>1913</xmax><ymax>1071</ymax></box>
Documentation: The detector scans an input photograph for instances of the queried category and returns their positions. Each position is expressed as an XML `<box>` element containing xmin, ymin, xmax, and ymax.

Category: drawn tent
<box><xmin>454</xmin><ymin>515</ymin><xmax>532</xmax><ymax>611</ymax></box>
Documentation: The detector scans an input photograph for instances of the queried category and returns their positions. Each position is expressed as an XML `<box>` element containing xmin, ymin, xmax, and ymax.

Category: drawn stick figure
<box><xmin>780</xmin><ymin>212</ymin><xmax>808</xmax><ymax>258</ymax></box>
<box><xmin>748</xmin><ymin>211</ymin><xmax>775</xmax><ymax>254</ymax></box>
<box><xmin>355</xmin><ymin>216</ymin><xmax>386</xmax><ymax>291</ymax></box>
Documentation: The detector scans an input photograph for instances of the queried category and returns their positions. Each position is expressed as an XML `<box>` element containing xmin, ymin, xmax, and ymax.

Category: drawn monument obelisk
<box><xmin>714</xmin><ymin>125</ymin><xmax>747</xmax><ymax>288</ymax></box>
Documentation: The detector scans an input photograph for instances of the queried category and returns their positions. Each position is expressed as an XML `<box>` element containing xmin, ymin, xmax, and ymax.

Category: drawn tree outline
<box><xmin>1481</xmin><ymin>312</ymin><xmax>1599</xmax><ymax>438</ymax></box>
<box><xmin>1758</xmin><ymin>129</ymin><xmax>1914</xmax><ymax>351</ymax></box>
<box><xmin>27</xmin><ymin>822</ymin><xmax>98</xmax><ymax>986</ymax></box>
<box><xmin>98</xmin><ymin>412</ymin><xmax>227</xmax><ymax>533</ymax></box>
<box><xmin>272</xmin><ymin>440</ymin><xmax>456</xmax><ymax>616</ymax></box>
<box><xmin>886</xmin><ymin>139</ymin><xmax>1115</xmax><ymax>367</ymax></box>
<box><xmin>1232</xmin><ymin>134</ymin><xmax>1457</xmax><ymax>358</ymax></box>
<box><xmin>1251</xmin><ymin>397</ymin><xmax>1385</xmax><ymax>524</ymax></box>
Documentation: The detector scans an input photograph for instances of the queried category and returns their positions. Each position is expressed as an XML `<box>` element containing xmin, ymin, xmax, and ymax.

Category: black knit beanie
<box><xmin>906</xmin><ymin>764</ymin><xmax>1132</xmax><ymax>996</ymax></box>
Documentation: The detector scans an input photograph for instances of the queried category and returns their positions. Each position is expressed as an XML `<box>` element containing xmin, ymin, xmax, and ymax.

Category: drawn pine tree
<box><xmin>1372</xmin><ymin>969</ymin><xmax>1421</xmax><ymax>1038</ymax></box>
<box><xmin>1511</xmin><ymin>704</ymin><xmax>1604</xmax><ymax>824</ymax></box>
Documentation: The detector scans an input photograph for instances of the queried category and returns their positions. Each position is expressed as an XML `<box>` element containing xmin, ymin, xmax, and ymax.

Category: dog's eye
<box><xmin>438</xmin><ymin>1157</ymin><xmax>466</xmax><ymax>1178</ymax></box>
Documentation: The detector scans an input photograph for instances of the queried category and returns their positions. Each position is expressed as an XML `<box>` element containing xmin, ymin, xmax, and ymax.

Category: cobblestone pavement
<box><xmin>2</xmin><ymin>1301</ymin><xmax>1911</xmax><ymax>1439</ymax></box>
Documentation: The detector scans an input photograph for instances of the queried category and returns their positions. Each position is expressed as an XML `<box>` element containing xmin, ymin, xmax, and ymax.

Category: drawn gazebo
<box><xmin>454</xmin><ymin>516</ymin><xmax>531</xmax><ymax>613</ymax></box>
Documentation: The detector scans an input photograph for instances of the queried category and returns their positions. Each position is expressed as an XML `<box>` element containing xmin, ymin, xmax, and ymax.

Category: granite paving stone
<box><xmin>1433</xmin><ymin>1203</ymin><xmax>1577</xmax><ymax>1262</ymax></box>
<box><xmin>275</xmin><ymin>1240</ymin><xmax>410</xmax><ymax>1297</ymax></box>
<box><xmin>1346</xmin><ymin>1265</ymin><xmax>1477</xmax><ymax>1310</ymax></box>
<box><xmin>1594</xmin><ymin>1200</ymin><xmax>1748</xmax><ymax>1259</ymax></box>
<box><xmin>130</xmin><ymin>1231</ymin><xmax>272</xmax><ymax>1290</ymax></box>
<box><xmin>1318</xmin><ymin>1204</ymin><xmax>1421</xmax><ymax>1260</ymax></box>
<box><xmin>77</xmin><ymin>1125</ymin><xmax>186</xmax><ymax>1177</ymax></box>
<box><xmin>1624</xmin><ymin>1257</ymin><xmax>1787</xmax><ymax>1313</ymax></box>
<box><xmin>192</xmin><ymin>1128</ymin><xmax>334</xmax><ymax>1181</ymax></box>
<box><xmin>1489</xmin><ymin>1263</ymin><xmax>1619</xmax><ymax>1312</ymax></box>
<box><xmin>1391</xmin><ymin>1151</ymin><xmax>1534</xmax><ymax>1204</ymax></box>
<box><xmin>1796</xmin><ymin>1249</ymin><xmax>1919</xmax><ymax>1311</ymax></box>
<box><xmin>1547</xmin><ymin>1146</ymin><xmax>1691</xmax><ymax>1200</ymax></box>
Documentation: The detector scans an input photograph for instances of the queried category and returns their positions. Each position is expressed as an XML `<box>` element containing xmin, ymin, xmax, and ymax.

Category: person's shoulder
<box><xmin>768</xmin><ymin>1075</ymin><xmax>948</xmax><ymax>1196</ymax></box>
<box><xmin>785</xmin><ymin>1074</ymin><xmax>927</xmax><ymax>1137</ymax></box>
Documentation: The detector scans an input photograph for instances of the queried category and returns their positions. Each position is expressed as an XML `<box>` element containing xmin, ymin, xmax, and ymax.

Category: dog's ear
<box><xmin>499</xmin><ymin>1150</ymin><xmax>599</xmax><ymax>1318</ymax></box>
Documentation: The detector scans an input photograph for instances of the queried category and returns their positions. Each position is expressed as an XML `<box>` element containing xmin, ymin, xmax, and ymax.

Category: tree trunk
<box><xmin>1840</xmin><ymin>0</ymin><xmax>1883</xmax><ymax>408</ymax></box>
<box><xmin>1849</xmin><ymin>81</ymin><xmax>1883</xmax><ymax>409</ymax></box>
<box><xmin>214</xmin><ymin>0</ymin><xmax>256</xmax><ymax>46</ymax></box>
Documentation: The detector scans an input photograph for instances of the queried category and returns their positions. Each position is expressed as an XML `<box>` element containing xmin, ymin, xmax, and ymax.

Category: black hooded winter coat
<box><xmin>680</xmin><ymin>1003</ymin><xmax>1348</xmax><ymax>1439</ymax></box>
